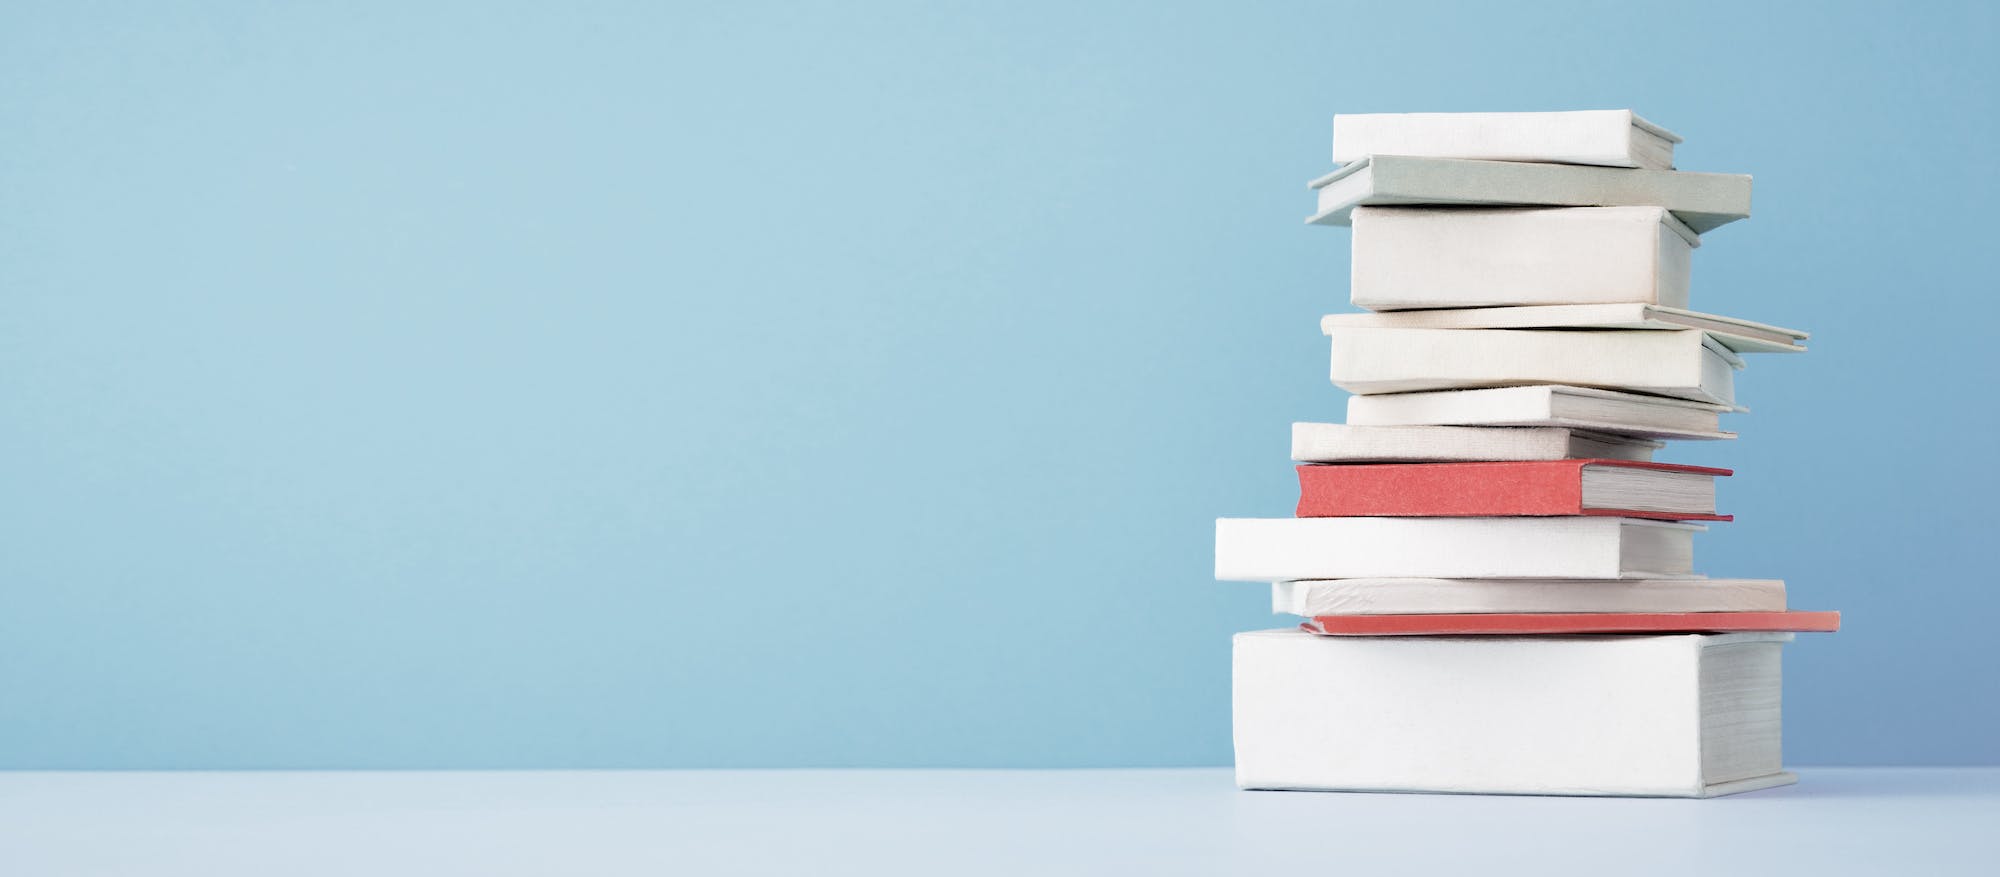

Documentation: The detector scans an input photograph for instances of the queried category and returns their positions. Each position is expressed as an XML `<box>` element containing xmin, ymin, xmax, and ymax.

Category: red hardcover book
<box><xmin>1295</xmin><ymin>459</ymin><xmax>1733</xmax><ymax>521</ymax></box>
<box><xmin>1300</xmin><ymin>611</ymin><xmax>1841</xmax><ymax>636</ymax></box>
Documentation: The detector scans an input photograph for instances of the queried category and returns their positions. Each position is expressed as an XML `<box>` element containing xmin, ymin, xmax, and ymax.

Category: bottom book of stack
<box><xmin>1234</xmin><ymin>629</ymin><xmax>1795</xmax><ymax>797</ymax></box>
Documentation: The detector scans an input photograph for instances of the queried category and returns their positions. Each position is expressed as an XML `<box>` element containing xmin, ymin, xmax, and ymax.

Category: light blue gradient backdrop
<box><xmin>2</xmin><ymin>1</ymin><xmax>1993</xmax><ymax>768</ymax></box>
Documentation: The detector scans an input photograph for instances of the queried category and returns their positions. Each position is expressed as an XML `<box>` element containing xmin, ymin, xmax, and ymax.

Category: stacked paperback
<box><xmin>1215</xmin><ymin>110</ymin><xmax>1840</xmax><ymax>798</ymax></box>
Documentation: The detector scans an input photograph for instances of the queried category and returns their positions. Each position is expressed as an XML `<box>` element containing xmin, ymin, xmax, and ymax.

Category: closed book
<box><xmin>1298</xmin><ymin>611</ymin><xmax>1839</xmax><ymax>636</ymax></box>
<box><xmin>1327</xmin><ymin>327</ymin><xmax>1740</xmax><ymax>406</ymax></box>
<box><xmin>1233</xmin><ymin>629</ymin><xmax>1796</xmax><ymax>797</ymax></box>
<box><xmin>1320</xmin><ymin>304</ymin><xmax>1808</xmax><ymax>355</ymax></box>
<box><xmin>1345</xmin><ymin>385</ymin><xmax>1735</xmax><ymax>440</ymax></box>
<box><xmin>1290</xmin><ymin>423</ymin><xmax>1660</xmax><ymax>464</ymax></box>
<box><xmin>1307</xmin><ymin>155</ymin><xmax>1752</xmax><ymax>234</ymax></box>
<box><xmin>1294</xmin><ymin>459</ymin><xmax>1729</xmax><ymax>521</ymax></box>
<box><xmin>1272</xmin><ymin>578</ymin><xmax>1786</xmax><ymax>616</ymax></box>
<box><xmin>1350</xmin><ymin>206</ymin><xmax>1697</xmax><ymax>311</ymax></box>
<box><xmin>1332</xmin><ymin>110</ymin><xmax>1678</xmax><ymax>169</ymax></box>
<box><xmin>1214</xmin><ymin>516</ymin><xmax>1699</xmax><ymax>581</ymax></box>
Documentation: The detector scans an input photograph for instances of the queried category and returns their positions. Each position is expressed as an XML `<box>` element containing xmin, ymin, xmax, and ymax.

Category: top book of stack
<box><xmin>1333</xmin><ymin>110</ymin><xmax>1681</xmax><ymax>169</ymax></box>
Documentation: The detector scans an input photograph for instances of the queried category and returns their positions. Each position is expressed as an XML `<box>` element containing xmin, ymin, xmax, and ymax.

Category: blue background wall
<box><xmin>2</xmin><ymin>1</ymin><xmax>1993</xmax><ymax>768</ymax></box>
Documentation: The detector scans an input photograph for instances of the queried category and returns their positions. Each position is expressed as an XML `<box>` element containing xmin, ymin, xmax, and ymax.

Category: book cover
<box><xmin>1350</xmin><ymin>206</ymin><xmax>1697</xmax><ymax>311</ymax></box>
<box><xmin>1332</xmin><ymin>110</ymin><xmax>1679</xmax><ymax>169</ymax></box>
<box><xmin>1234</xmin><ymin>629</ymin><xmax>1798</xmax><ymax>797</ymax></box>
<box><xmin>1307</xmin><ymin>155</ymin><xmax>1752</xmax><ymax>233</ymax></box>
<box><xmin>1327</xmin><ymin>327</ymin><xmax>1740</xmax><ymax>405</ymax></box>
<box><xmin>1215</xmin><ymin>516</ymin><xmax>1700</xmax><ymax>580</ymax></box>
<box><xmin>1320</xmin><ymin>304</ymin><xmax>1808</xmax><ymax>354</ymax></box>
<box><xmin>1294</xmin><ymin>459</ymin><xmax>1732</xmax><ymax>521</ymax></box>
<box><xmin>1298</xmin><ymin>611</ymin><xmax>1840</xmax><ymax>636</ymax></box>
<box><xmin>1272</xmin><ymin>577</ymin><xmax>1785</xmax><ymax>616</ymax></box>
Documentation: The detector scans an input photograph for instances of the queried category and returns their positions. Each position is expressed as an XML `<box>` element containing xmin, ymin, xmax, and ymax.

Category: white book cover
<box><xmin>1332</xmin><ymin>110</ymin><xmax>1679</xmax><ymax>169</ymax></box>
<box><xmin>1326</xmin><ymin>327</ymin><xmax>1741</xmax><ymax>406</ymax></box>
<box><xmin>1214</xmin><ymin>517</ymin><xmax>1701</xmax><ymax>581</ymax></box>
<box><xmin>1350</xmin><ymin>206</ymin><xmax>1697</xmax><ymax>311</ymax></box>
<box><xmin>1290</xmin><ymin>423</ymin><xmax>1660</xmax><ymax>463</ymax></box>
<box><xmin>1344</xmin><ymin>385</ymin><xmax>1737</xmax><ymax>440</ymax></box>
<box><xmin>1233</xmin><ymin>629</ymin><xmax>1796</xmax><ymax>797</ymax></box>
<box><xmin>1307</xmin><ymin>155</ymin><xmax>1752</xmax><ymax>234</ymax></box>
<box><xmin>1270</xmin><ymin>578</ymin><xmax>1785</xmax><ymax>616</ymax></box>
<box><xmin>1321</xmin><ymin>304</ymin><xmax>1808</xmax><ymax>354</ymax></box>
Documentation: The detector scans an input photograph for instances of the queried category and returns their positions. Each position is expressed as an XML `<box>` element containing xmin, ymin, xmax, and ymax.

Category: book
<box><xmin>1320</xmin><ymin>304</ymin><xmax>1808</xmax><ymax>354</ymax></box>
<box><xmin>1294</xmin><ymin>459</ymin><xmax>1730</xmax><ymax>521</ymax></box>
<box><xmin>1272</xmin><ymin>577</ymin><xmax>1786</xmax><ymax>616</ymax></box>
<box><xmin>1214</xmin><ymin>516</ymin><xmax>1699</xmax><ymax>581</ymax></box>
<box><xmin>1298</xmin><ymin>611</ymin><xmax>1839</xmax><ymax>636</ymax></box>
<box><xmin>1327</xmin><ymin>327</ymin><xmax>1740</xmax><ymax>406</ymax></box>
<box><xmin>1291</xmin><ymin>423</ymin><xmax>1660</xmax><ymax>463</ymax></box>
<box><xmin>1350</xmin><ymin>206</ymin><xmax>1697</xmax><ymax>311</ymax></box>
<box><xmin>1332</xmin><ymin>110</ymin><xmax>1679</xmax><ymax>170</ymax></box>
<box><xmin>1307</xmin><ymin>155</ymin><xmax>1753</xmax><ymax>234</ymax></box>
<box><xmin>1233</xmin><ymin>629</ymin><xmax>1796</xmax><ymax>797</ymax></box>
<box><xmin>1345</xmin><ymin>385</ymin><xmax>1736</xmax><ymax>440</ymax></box>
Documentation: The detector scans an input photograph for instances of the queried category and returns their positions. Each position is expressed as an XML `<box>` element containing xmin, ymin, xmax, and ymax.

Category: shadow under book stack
<box><xmin>1214</xmin><ymin>110</ymin><xmax>1840</xmax><ymax>798</ymax></box>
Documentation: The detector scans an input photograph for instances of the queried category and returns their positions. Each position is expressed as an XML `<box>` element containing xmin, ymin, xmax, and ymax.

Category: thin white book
<box><xmin>1270</xmin><ymin>578</ymin><xmax>1786</xmax><ymax>616</ymax></box>
<box><xmin>1327</xmin><ymin>327</ymin><xmax>1741</xmax><ymax>406</ymax></box>
<box><xmin>1307</xmin><ymin>155</ymin><xmax>1752</xmax><ymax>234</ymax></box>
<box><xmin>1345</xmin><ymin>385</ymin><xmax>1736</xmax><ymax>441</ymax></box>
<box><xmin>1321</xmin><ymin>304</ymin><xmax>1808</xmax><ymax>354</ymax></box>
<box><xmin>1290</xmin><ymin>423</ymin><xmax>1659</xmax><ymax>463</ymax></box>
<box><xmin>1214</xmin><ymin>517</ymin><xmax>1700</xmax><ymax>581</ymax></box>
<box><xmin>1233</xmin><ymin>629</ymin><xmax>1795</xmax><ymax>797</ymax></box>
<box><xmin>1332</xmin><ymin>110</ymin><xmax>1679</xmax><ymax>170</ymax></box>
<box><xmin>1350</xmin><ymin>206</ymin><xmax>1698</xmax><ymax>311</ymax></box>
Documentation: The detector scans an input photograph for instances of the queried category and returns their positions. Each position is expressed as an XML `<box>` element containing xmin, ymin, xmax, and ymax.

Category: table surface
<box><xmin>2</xmin><ymin>767</ymin><xmax>1995</xmax><ymax>875</ymax></box>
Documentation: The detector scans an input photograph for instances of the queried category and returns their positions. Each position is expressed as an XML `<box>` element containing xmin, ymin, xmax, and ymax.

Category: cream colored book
<box><xmin>1326</xmin><ymin>327</ymin><xmax>1742</xmax><ymax>405</ymax></box>
<box><xmin>1270</xmin><ymin>578</ymin><xmax>1785</xmax><ymax>616</ymax></box>
<box><xmin>1290</xmin><ymin>423</ymin><xmax>1659</xmax><ymax>463</ymax></box>
<box><xmin>1307</xmin><ymin>155</ymin><xmax>1752</xmax><ymax>234</ymax></box>
<box><xmin>1214</xmin><ymin>517</ymin><xmax>1700</xmax><ymax>581</ymax></box>
<box><xmin>1350</xmin><ymin>206</ymin><xmax>1697</xmax><ymax>311</ymax></box>
<box><xmin>1233</xmin><ymin>629</ymin><xmax>1796</xmax><ymax>797</ymax></box>
<box><xmin>1332</xmin><ymin>110</ymin><xmax>1679</xmax><ymax>169</ymax></box>
<box><xmin>1344</xmin><ymin>385</ymin><xmax>1736</xmax><ymax>441</ymax></box>
<box><xmin>1321</xmin><ymin>304</ymin><xmax>1808</xmax><ymax>354</ymax></box>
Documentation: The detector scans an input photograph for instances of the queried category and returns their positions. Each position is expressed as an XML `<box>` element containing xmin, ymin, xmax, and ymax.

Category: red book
<box><xmin>1295</xmin><ymin>459</ymin><xmax>1732</xmax><ymax>521</ymax></box>
<box><xmin>1301</xmin><ymin>611</ymin><xmax>1841</xmax><ymax>636</ymax></box>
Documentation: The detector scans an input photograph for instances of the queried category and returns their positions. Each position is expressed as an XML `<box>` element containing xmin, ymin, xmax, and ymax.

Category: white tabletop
<box><xmin>1</xmin><ymin>767</ymin><xmax>1992</xmax><ymax>875</ymax></box>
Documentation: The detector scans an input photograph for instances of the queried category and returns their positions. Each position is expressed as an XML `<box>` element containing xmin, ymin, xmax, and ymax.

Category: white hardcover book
<box><xmin>1233</xmin><ymin>629</ymin><xmax>1795</xmax><ymax>797</ymax></box>
<box><xmin>1214</xmin><ymin>517</ymin><xmax>1700</xmax><ymax>581</ymax></box>
<box><xmin>1332</xmin><ymin>110</ymin><xmax>1679</xmax><ymax>169</ymax></box>
<box><xmin>1270</xmin><ymin>578</ymin><xmax>1785</xmax><ymax>616</ymax></box>
<box><xmin>1307</xmin><ymin>156</ymin><xmax>1752</xmax><ymax>234</ymax></box>
<box><xmin>1290</xmin><ymin>423</ymin><xmax>1659</xmax><ymax>463</ymax></box>
<box><xmin>1350</xmin><ymin>206</ymin><xmax>1697</xmax><ymax>311</ymax></box>
<box><xmin>1320</xmin><ymin>304</ymin><xmax>1808</xmax><ymax>354</ymax></box>
<box><xmin>1345</xmin><ymin>385</ymin><xmax>1736</xmax><ymax>441</ymax></box>
<box><xmin>1326</xmin><ymin>327</ymin><xmax>1740</xmax><ymax>405</ymax></box>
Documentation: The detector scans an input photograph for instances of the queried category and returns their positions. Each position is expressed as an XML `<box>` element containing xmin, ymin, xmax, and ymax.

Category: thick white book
<box><xmin>1345</xmin><ymin>385</ymin><xmax>1736</xmax><ymax>440</ymax></box>
<box><xmin>1271</xmin><ymin>578</ymin><xmax>1785</xmax><ymax>616</ymax></box>
<box><xmin>1332</xmin><ymin>110</ymin><xmax>1679</xmax><ymax>169</ymax></box>
<box><xmin>1214</xmin><ymin>517</ymin><xmax>1700</xmax><ymax>581</ymax></box>
<box><xmin>1291</xmin><ymin>423</ymin><xmax>1659</xmax><ymax>463</ymax></box>
<box><xmin>1327</xmin><ymin>327</ymin><xmax>1741</xmax><ymax>406</ymax></box>
<box><xmin>1350</xmin><ymin>206</ymin><xmax>1697</xmax><ymax>311</ymax></box>
<box><xmin>1321</xmin><ymin>304</ymin><xmax>1808</xmax><ymax>354</ymax></box>
<box><xmin>1233</xmin><ymin>629</ymin><xmax>1795</xmax><ymax>797</ymax></box>
<box><xmin>1307</xmin><ymin>155</ymin><xmax>1752</xmax><ymax>234</ymax></box>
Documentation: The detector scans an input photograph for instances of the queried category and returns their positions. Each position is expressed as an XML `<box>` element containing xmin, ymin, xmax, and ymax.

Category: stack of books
<box><xmin>1214</xmin><ymin>111</ymin><xmax>1840</xmax><ymax>798</ymax></box>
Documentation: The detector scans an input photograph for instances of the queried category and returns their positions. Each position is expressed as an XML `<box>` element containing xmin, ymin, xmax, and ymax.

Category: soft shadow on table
<box><xmin>1728</xmin><ymin>768</ymin><xmax>1998</xmax><ymax>801</ymax></box>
